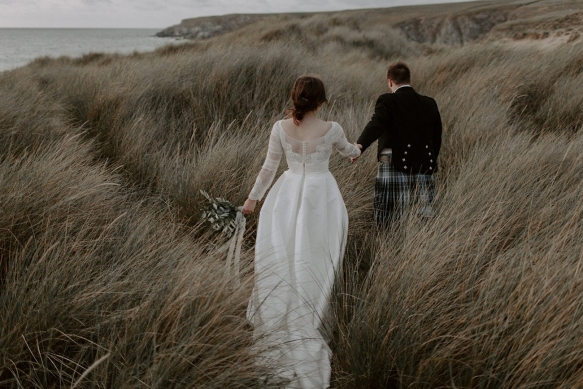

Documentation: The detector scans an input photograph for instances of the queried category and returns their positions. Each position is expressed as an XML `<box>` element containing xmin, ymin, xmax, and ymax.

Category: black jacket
<box><xmin>357</xmin><ymin>87</ymin><xmax>442</xmax><ymax>175</ymax></box>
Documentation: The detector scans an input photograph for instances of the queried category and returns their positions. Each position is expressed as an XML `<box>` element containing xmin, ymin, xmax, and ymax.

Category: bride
<box><xmin>242</xmin><ymin>75</ymin><xmax>361</xmax><ymax>388</ymax></box>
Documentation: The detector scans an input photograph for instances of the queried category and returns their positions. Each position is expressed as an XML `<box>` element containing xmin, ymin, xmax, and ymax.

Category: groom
<box><xmin>354</xmin><ymin>61</ymin><xmax>442</xmax><ymax>226</ymax></box>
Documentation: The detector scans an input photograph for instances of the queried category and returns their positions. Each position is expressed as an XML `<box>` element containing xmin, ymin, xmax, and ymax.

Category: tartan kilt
<box><xmin>374</xmin><ymin>153</ymin><xmax>435</xmax><ymax>225</ymax></box>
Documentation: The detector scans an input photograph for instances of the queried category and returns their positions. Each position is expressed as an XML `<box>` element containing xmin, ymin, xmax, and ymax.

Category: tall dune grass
<box><xmin>1</xmin><ymin>13</ymin><xmax>583</xmax><ymax>388</ymax></box>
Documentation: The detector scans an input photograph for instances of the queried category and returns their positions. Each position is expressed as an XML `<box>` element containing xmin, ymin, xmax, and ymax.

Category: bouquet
<box><xmin>200</xmin><ymin>190</ymin><xmax>242</xmax><ymax>239</ymax></box>
<box><xmin>200</xmin><ymin>190</ymin><xmax>246</xmax><ymax>285</ymax></box>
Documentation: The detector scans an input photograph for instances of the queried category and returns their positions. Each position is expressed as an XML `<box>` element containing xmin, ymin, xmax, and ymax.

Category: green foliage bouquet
<box><xmin>200</xmin><ymin>190</ymin><xmax>243</xmax><ymax>239</ymax></box>
<box><xmin>200</xmin><ymin>190</ymin><xmax>246</xmax><ymax>285</ymax></box>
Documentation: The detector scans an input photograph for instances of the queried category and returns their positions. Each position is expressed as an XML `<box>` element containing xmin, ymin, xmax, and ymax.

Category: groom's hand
<box><xmin>351</xmin><ymin>143</ymin><xmax>363</xmax><ymax>163</ymax></box>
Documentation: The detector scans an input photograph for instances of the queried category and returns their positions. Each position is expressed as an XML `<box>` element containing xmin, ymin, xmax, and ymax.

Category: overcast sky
<box><xmin>0</xmin><ymin>0</ymin><xmax>480</xmax><ymax>29</ymax></box>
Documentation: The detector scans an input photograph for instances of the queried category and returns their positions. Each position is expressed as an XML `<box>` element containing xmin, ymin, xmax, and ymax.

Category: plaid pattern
<box><xmin>374</xmin><ymin>153</ymin><xmax>435</xmax><ymax>226</ymax></box>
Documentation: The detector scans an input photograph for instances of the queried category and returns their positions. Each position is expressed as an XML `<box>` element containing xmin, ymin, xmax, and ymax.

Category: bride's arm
<box><xmin>243</xmin><ymin>123</ymin><xmax>283</xmax><ymax>214</ymax></box>
<box><xmin>332</xmin><ymin>124</ymin><xmax>361</xmax><ymax>159</ymax></box>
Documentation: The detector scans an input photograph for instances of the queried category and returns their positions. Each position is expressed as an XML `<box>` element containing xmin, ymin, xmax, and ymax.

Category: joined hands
<box><xmin>351</xmin><ymin>143</ymin><xmax>363</xmax><ymax>163</ymax></box>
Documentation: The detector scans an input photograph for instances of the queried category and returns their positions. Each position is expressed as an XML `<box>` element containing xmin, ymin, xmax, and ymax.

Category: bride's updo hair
<box><xmin>288</xmin><ymin>75</ymin><xmax>328</xmax><ymax>125</ymax></box>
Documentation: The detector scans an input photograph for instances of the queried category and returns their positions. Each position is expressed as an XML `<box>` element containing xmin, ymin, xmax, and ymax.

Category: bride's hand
<box><xmin>242</xmin><ymin>199</ymin><xmax>257</xmax><ymax>215</ymax></box>
<box><xmin>351</xmin><ymin>143</ymin><xmax>363</xmax><ymax>163</ymax></box>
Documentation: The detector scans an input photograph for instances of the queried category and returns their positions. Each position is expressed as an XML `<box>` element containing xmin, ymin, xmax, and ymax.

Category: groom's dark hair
<box><xmin>386</xmin><ymin>62</ymin><xmax>411</xmax><ymax>85</ymax></box>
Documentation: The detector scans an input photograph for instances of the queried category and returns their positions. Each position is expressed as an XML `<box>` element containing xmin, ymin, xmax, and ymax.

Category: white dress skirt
<box><xmin>246</xmin><ymin>120</ymin><xmax>361</xmax><ymax>389</ymax></box>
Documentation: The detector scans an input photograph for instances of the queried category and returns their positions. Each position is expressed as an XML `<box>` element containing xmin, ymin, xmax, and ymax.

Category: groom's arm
<box><xmin>431</xmin><ymin>99</ymin><xmax>443</xmax><ymax>160</ymax></box>
<box><xmin>357</xmin><ymin>95</ymin><xmax>390</xmax><ymax>154</ymax></box>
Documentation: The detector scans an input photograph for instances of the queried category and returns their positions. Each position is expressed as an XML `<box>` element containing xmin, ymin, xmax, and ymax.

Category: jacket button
<box><xmin>407</xmin><ymin>144</ymin><xmax>411</xmax><ymax>148</ymax></box>
<box><xmin>404</xmin><ymin>166</ymin><xmax>407</xmax><ymax>169</ymax></box>
<box><xmin>430</xmin><ymin>159</ymin><xmax>433</xmax><ymax>162</ymax></box>
<box><xmin>402</xmin><ymin>158</ymin><xmax>406</xmax><ymax>161</ymax></box>
<box><xmin>430</xmin><ymin>167</ymin><xmax>433</xmax><ymax>170</ymax></box>
<box><xmin>404</xmin><ymin>152</ymin><xmax>407</xmax><ymax>155</ymax></box>
<box><xmin>429</xmin><ymin>153</ymin><xmax>432</xmax><ymax>156</ymax></box>
<box><xmin>426</xmin><ymin>145</ymin><xmax>429</xmax><ymax>148</ymax></box>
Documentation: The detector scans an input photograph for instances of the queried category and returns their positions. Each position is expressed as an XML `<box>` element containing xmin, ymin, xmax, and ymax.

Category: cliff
<box><xmin>395</xmin><ymin>8</ymin><xmax>511</xmax><ymax>45</ymax></box>
<box><xmin>155</xmin><ymin>14</ymin><xmax>268</xmax><ymax>39</ymax></box>
<box><xmin>156</xmin><ymin>0</ymin><xmax>583</xmax><ymax>45</ymax></box>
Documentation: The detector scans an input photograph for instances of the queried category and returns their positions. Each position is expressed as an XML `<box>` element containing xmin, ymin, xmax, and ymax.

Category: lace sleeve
<box><xmin>249</xmin><ymin>122</ymin><xmax>283</xmax><ymax>201</ymax></box>
<box><xmin>331</xmin><ymin>123</ymin><xmax>361</xmax><ymax>158</ymax></box>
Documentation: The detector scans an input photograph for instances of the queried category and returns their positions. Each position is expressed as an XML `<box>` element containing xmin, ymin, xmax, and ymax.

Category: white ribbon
<box><xmin>219</xmin><ymin>211</ymin><xmax>246</xmax><ymax>286</ymax></box>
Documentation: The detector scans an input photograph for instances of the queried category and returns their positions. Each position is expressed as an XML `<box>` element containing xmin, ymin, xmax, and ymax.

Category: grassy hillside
<box><xmin>1</xmin><ymin>0</ymin><xmax>583</xmax><ymax>387</ymax></box>
<box><xmin>158</xmin><ymin>0</ymin><xmax>583</xmax><ymax>45</ymax></box>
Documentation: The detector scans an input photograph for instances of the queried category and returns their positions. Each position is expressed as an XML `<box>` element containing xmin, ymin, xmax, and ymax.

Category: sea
<box><xmin>0</xmin><ymin>29</ymin><xmax>184</xmax><ymax>72</ymax></box>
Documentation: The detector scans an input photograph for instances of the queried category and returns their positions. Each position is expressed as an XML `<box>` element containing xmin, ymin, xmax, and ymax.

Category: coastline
<box><xmin>0</xmin><ymin>28</ymin><xmax>180</xmax><ymax>72</ymax></box>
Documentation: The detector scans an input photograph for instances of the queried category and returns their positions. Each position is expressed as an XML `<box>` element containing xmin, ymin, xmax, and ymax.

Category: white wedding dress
<box><xmin>247</xmin><ymin>120</ymin><xmax>361</xmax><ymax>388</ymax></box>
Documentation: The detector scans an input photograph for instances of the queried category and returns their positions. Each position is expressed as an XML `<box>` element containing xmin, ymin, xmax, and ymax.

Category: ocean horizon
<box><xmin>0</xmin><ymin>28</ymin><xmax>183</xmax><ymax>72</ymax></box>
